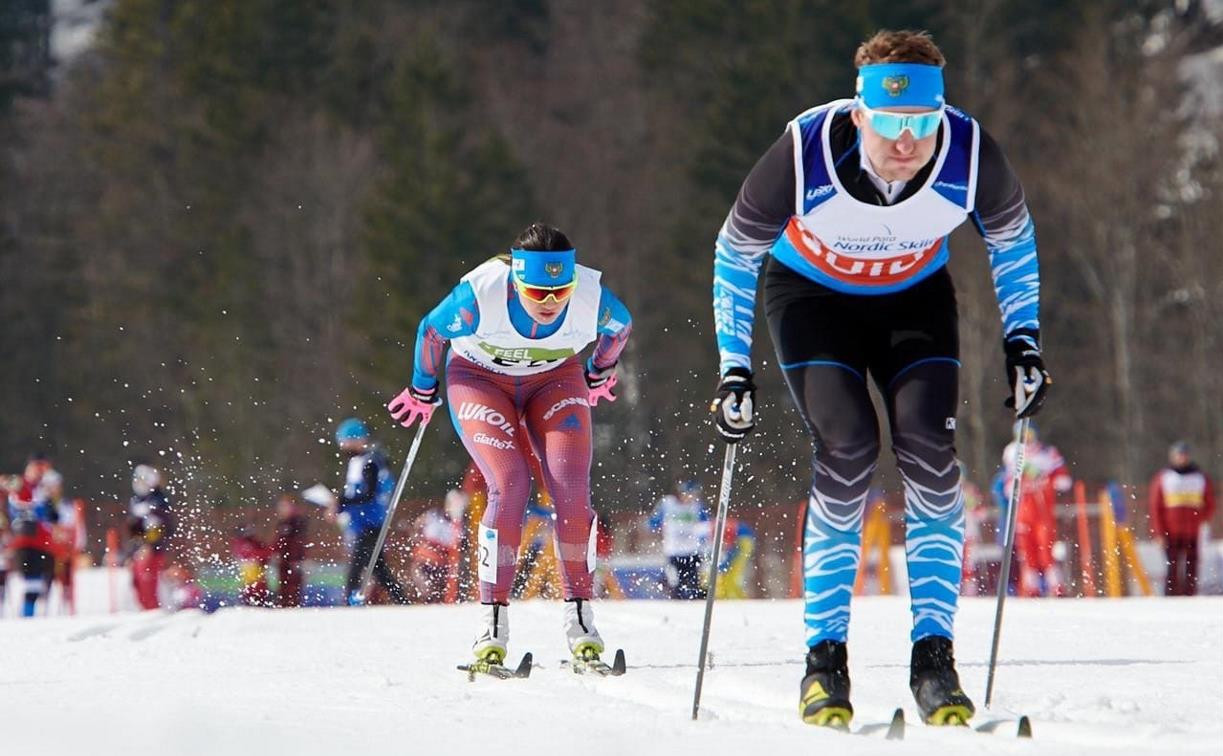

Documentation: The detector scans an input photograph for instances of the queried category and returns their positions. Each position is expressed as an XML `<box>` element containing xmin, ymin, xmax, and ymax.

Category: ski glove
<box><xmin>711</xmin><ymin>367</ymin><xmax>756</xmax><ymax>444</ymax></box>
<box><xmin>586</xmin><ymin>360</ymin><xmax>619</xmax><ymax>406</ymax></box>
<box><xmin>1003</xmin><ymin>329</ymin><xmax>1050</xmax><ymax>418</ymax></box>
<box><xmin>387</xmin><ymin>384</ymin><xmax>443</xmax><ymax>428</ymax></box>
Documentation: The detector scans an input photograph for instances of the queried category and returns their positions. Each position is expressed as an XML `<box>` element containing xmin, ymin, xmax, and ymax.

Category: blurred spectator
<box><xmin>42</xmin><ymin>471</ymin><xmax>84</xmax><ymax>613</ymax></box>
<box><xmin>648</xmin><ymin>481</ymin><xmax>710</xmax><ymax>600</ymax></box>
<box><xmin>331</xmin><ymin>418</ymin><xmax>409</xmax><ymax>605</ymax></box>
<box><xmin>127</xmin><ymin>463</ymin><xmax>175</xmax><ymax>609</ymax></box>
<box><xmin>410</xmin><ymin>490</ymin><xmax>466</xmax><ymax>603</ymax></box>
<box><xmin>7</xmin><ymin>453</ymin><xmax>58</xmax><ymax>616</ymax></box>
<box><xmin>1002</xmin><ymin>423</ymin><xmax>1072</xmax><ymax>597</ymax></box>
<box><xmin>232</xmin><ymin>525</ymin><xmax>274</xmax><ymax>607</ymax></box>
<box><xmin>273</xmin><ymin>493</ymin><xmax>308</xmax><ymax>607</ymax></box>
<box><xmin>1149</xmin><ymin>441</ymin><xmax>1216</xmax><ymax>596</ymax></box>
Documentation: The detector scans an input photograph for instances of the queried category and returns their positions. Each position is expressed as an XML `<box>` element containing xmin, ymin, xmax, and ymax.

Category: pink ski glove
<box><xmin>585</xmin><ymin>363</ymin><xmax>618</xmax><ymax>406</ymax></box>
<box><xmin>387</xmin><ymin>385</ymin><xmax>442</xmax><ymax>428</ymax></box>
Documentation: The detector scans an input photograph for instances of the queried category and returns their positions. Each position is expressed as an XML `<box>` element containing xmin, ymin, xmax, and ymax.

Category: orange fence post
<box><xmin>1074</xmin><ymin>481</ymin><xmax>1097</xmax><ymax>597</ymax></box>
<box><xmin>1098</xmin><ymin>490</ymin><xmax>1122</xmax><ymax>597</ymax></box>
<box><xmin>1117</xmin><ymin>526</ymin><xmax>1153</xmax><ymax>596</ymax></box>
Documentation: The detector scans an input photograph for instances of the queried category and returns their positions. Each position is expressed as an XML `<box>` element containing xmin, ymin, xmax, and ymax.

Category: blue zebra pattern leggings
<box><xmin>765</xmin><ymin>264</ymin><xmax>964</xmax><ymax>647</ymax></box>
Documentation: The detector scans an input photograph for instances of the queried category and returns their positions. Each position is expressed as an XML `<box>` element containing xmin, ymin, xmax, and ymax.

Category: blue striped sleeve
<box><xmin>983</xmin><ymin>213</ymin><xmax>1040</xmax><ymax>341</ymax></box>
<box><xmin>714</xmin><ymin>234</ymin><xmax>766</xmax><ymax>373</ymax></box>
<box><xmin>712</xmin><ymin>130</ymin><xmax>796</xmax><ymax>374</ymax></box>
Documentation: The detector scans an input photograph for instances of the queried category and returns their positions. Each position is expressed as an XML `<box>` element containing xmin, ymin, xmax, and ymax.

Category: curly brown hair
<box><xmin>854</xmin><ymin>30</ymin><xmax>945</xmax><ymax>68</ymax></box>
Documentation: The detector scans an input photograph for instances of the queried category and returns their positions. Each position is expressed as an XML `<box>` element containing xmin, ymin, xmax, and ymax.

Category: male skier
<box><xmin>709</xmin><ymin>29</ymin><xmax>1049</xmax><ymax>726</ymax></box>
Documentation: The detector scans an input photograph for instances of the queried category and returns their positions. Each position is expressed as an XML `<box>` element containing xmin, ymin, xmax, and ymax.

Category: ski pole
<box><xmin>984</xmin><ymin>416</ymin><xmax>1030</xmax><ymax>708</ymax></box>
<box><xmin>354</xmin><ymin>417</ymin><xmax>432</xmax><ymax>604</ymax></box>
<box><xmin>692</xmin><ymin>443</ymin><xmax>737</xmax><ymax>720</ymax></box>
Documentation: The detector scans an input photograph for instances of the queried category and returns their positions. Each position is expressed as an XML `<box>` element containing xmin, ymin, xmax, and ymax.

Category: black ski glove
<box><xmin>711</xmin><ymin>367</ymin><xmax>756</xmax><ymax>444</ymax></box>
<box><xmin>1003</xmin><ymin>328</ymin><xmax>1050</xmax><ymax>418</ymax></box>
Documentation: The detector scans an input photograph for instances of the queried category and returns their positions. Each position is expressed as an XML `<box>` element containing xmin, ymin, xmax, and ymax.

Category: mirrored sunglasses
<box><xmin>515</xmin><ymin>279</ymin><xmax>577</xmax><ymax>304</ymax></box>
<box><xmin>857</xmin><ymin>101</ymin><xmax>944</xmax><ymax>140</ymax></box>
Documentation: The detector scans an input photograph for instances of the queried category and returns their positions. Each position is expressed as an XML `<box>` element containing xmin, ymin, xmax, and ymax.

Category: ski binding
<box><xmin>458</xmin><ymin>652</ymin><xmax>533</xmax><ymax>681</ymax></box>
<box><xmin>560</xmin><ymin>648</ymin><xmax>626</xmax><ymax>676</ymax></box>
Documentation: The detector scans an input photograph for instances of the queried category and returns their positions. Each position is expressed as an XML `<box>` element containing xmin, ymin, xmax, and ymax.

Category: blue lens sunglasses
<box><xmin>856</xmin><ymin>100</ymin><xmax>944</xmax><ymax>140</ymax></box>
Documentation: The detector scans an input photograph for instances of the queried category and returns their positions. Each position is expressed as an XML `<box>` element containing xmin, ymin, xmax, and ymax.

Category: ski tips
<box><xmin>515</xmin><ymin>652</ymin><xmax>534</xmax><ymax>679</ymax></box>
<box><xmin>974</xmin><ymin>714</ymin><xmax>1033</xmax><ymax>738</ymax></box>
<box><xmin>612</xmin><ymin>648</ymin><xmax>627</xmax><ymax>676</ymax></box>
<box><xmin>886</xmin><ymin>708</ymin><xmax>905</xmax><ymax>740</ymax></box>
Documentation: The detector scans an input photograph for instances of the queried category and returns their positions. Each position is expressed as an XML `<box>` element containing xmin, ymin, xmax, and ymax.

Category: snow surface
<box><xmin>1</xmin><ymin>594</ymin><xmax>1219</xmax><ymax>756</ymax></box>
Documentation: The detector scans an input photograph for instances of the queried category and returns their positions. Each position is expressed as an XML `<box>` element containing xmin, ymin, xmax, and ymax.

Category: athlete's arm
<box><xmin>588</xmin><ymin>285</ymin><xmax>632</xmax><ymax>371</ymax></box>
<box><xmin>713</xmin><ymin>130</ymin><xmax>796</xmax><ymax>373</ymax></box>
<box><xmin>411</xmin><ymin>281</ymin><xmax>480</xmax><ymax>391</ymax></box>
<box><xmin>1147</xmin><ymin>474</ymin><xmax>1165</xmax><ymax>536</ymax></box>
<box><xmin>971</xmin><ymin>127</ymin><xmax>1040</xmax><ymax>346</ymax></box>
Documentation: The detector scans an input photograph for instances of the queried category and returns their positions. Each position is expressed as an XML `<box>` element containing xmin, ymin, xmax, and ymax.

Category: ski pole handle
<box><xmin>692</xmin><ymin>443</ymin><xmax>736</xmax><ymax>720</ymax></box>
<box><xmin>354</xmin><ymin>416</ymin><xmax>432</xmax><ymax>604</ymax></box>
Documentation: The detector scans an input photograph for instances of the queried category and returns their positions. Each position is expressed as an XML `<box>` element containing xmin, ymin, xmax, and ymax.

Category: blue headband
<box><xmin>510</xmin><ymin>248</ymin><xmax>576</xmax><ymax>287</ymax></box>
<box><xmin>855</xmin><ymin>63</ymin><xmax>944</xmax><ymax>109</ymax></box>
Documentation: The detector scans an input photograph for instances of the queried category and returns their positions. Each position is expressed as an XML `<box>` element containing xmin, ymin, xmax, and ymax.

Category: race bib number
<box><xmin>478</xmin><ymin>526</ymin><xmax>498</xmax><ymax>584</ymax></box>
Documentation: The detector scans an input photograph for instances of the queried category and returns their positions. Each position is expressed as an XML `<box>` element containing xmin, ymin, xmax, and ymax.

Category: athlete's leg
<box><xmin>765</xmin><ymin>260</ymin><xmax>877</xmax><ymax>647</ymax></box>
<box><xmin>447</xmin><ymin>359</ymin><xmax>532</xmax><ymax>605</ymax></box>
<box><xmin>1031</xmin><ymin>498</ymin><xmax>1057</xmax><ymax>596</ymax></box>
<box><xmin>885</xmin><ymin>359</ymin><xmax>965</xmax><ymax>639</ymax></box>
<box><xmin>521</xmin><ymin>360</ymin><xmax>595</xmax><ymax>600</ymax></box>
<box><xmin>1163</xmin><ymin>539</ymin><xmax>1181</xmax><ymax>596</ymax></box>
<box><xmin>1185</xmin><ymin>536</ymin><xmax>1199</xmax><ymax>595</ymax></box>
<box><xmin>344</xmin><ymin>528</ymin><xmax>405</xmax><ymax>603</ymax></box>
<box><xmin>18</xmin><ymin>547</ymin><xmax>48</xmax><ymax>617</ymax></box>
<box><xmin>675</xmin><ymin>555</ymin><xmax>703</xmax><ymax>599</ymax></box>
<box><xmin>343</xmin><ymin>532</ymin><xmax>365</xmax><ymax>598</ymax></box>
<box><xmin>371</xmin><ymin>536</ymin><xmax>410</xmax><ymax>604</ymax></box>
<box><xmin>866</xmin><ymin>269</ymin><xmax>964</xmax><ymax>641</ymax></box>
<box><xmin>789</xmin><ymin>364</ymin><xmax>880</xmax><ymax>644</ymax></box>
<box><xmin>1014</xmin><ymin>516</ymin><xmax>1041</xmax><ymax>597</ymax></box>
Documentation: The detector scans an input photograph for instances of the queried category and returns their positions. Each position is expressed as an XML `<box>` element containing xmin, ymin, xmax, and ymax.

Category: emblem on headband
<box><xmin>545</xmin><ymin>262</ymin><xmax>564</xmax><ymax>278</ymax></box>
<box><xmin>882</xmin><ymin>75</ymin><xmax>909</xmax><ymax>96</ymax></box>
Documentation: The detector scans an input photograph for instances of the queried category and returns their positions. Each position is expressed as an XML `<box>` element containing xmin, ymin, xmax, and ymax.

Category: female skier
<box><xmin>388</xmin><ymin>222</ymin><xmax>631</xmax><ymax>669</ymax></box>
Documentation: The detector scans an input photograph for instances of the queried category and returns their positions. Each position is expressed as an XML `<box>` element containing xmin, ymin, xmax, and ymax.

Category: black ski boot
<box><xmin>910</xmin><ymin>636</ymin><xmax>975</xmax><ymax>725</ymax></box>
<box><xmin>799</xmin><ymin>640</ymin><xmax>853</xmax><ymax>727</ymax></box>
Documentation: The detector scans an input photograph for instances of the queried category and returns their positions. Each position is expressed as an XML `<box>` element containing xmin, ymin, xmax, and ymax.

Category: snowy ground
<box><xmin>1</xmin><ymin>595</ymin><xmax>1219</xmax><ymax>756</ymax></box>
